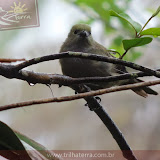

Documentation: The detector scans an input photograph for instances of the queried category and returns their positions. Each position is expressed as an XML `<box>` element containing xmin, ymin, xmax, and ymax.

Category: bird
<box><xmin>59</xmin><ymin>24</ymin><xmax>158</xmax><ymax>97</ymax></box>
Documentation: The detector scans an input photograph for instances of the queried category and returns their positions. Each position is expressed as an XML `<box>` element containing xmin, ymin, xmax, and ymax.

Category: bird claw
<box><xmin>75</xmin><ymin>91</ymin><xmax>78</xmax><ymax>94</ymax></box>
<box><xmin>84</xmin><ymin>97</ymin><xmax>101</xmax><ymax>108</ymax></box>
<box><xmin>58</xmin><ymin>84</ymin><xmax>62</xmax><ymax>88</ymax></box>
<box><xmin>95</xmin><ymin>96</ymin><xmax>101</xmax><ymax>103</ymax></box>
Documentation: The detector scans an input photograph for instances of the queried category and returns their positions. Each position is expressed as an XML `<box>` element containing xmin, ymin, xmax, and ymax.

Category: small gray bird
<box><xmin>59</xmin><ymin>24</ymin><xmax>158</xmax><ymax>97</ymax></box>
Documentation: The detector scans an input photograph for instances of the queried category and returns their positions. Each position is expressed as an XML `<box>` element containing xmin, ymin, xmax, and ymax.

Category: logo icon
<box><xmin>0</xmin><ymin>0</ymin><xmax>39</xmax><ymax>31</ymax></box>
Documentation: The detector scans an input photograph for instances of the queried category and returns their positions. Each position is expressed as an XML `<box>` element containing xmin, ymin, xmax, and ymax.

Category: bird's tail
<box><xmin>131</xmin><ymin>79</ymin><xmax>158</xmax><ymax>98</ymax></box>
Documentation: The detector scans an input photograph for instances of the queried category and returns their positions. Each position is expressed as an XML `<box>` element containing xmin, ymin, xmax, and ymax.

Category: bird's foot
<box><xmin>58</xmin><ymin>84</ymin><xmax>62</xmax><ymax>88</ymax></box>
<box><xmin>84</xmin><ymin>96</ymin><xmax>101</xmax><ymax>108</ymax></box>
<box><xmin>95</xmin><ymin>96</ymin><xmax>101</xmax><ymax>103</ymax></box>
<box><xmin>75</xmin><ymin>91</ymin><xmax>78</xmax><ymax>94</ymax></box>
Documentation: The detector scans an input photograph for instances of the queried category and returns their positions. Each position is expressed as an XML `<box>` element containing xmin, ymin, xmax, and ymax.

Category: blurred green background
<box><xmin>0</xmin><ymin>0</ymin><xmax>160</xmax><ymax>152</ymax></box>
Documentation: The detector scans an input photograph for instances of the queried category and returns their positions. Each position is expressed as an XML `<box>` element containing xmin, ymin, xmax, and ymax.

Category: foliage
<box><xmin>67</xmin><ymin>0</ymin><xmax>160</xmax><ymax>61</ymax></box>
<box><xmin>122</xmin><ymin>37</ymin><xmax>153</xmax><ymax>50</ymax></box>
<box><xmin>109</xmin><ymin>10</ymin><xmax>142</xmax><ymax>33</ymax></box>
<box><xmin>0</xmin><ymin>121</ymin><xmax>58</xmax><ymax>160</ymax></box>
<box><xmin>140</xmin><ymin>28</ymin><xmax>160</xmax><ymax>37</ymax></box>
<box><xmin>111</xmin><ymin>6</ymin><xmax>160</xmax><ymax>58</ymax></box>
<box><xmin>0</xmin><ymin>121</ymin><xmax>31</xmax><ymax>160</ymax></box>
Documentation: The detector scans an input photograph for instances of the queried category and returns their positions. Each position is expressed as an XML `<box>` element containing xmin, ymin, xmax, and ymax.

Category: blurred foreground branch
<box><xmin>14</xmin><ymin>130</ymin><xmax>60</xmax><ymax>160</ymax></box>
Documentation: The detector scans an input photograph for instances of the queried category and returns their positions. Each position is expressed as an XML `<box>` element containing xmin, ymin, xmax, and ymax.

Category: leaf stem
<box><xmin>120</xmin><ymin>50</ymin><xmax>128</xmax><ymax>59</ymax></box>
<box><xmin>138</xmin><ymin>16</ymin><xmax>153</xmax><ymax>37</ymax></box>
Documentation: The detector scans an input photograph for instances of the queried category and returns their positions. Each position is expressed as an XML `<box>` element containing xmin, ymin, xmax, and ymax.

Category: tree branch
<box><xmin>13</xmin><ymin>52</ymin><xmax>160</xmax><ymax>78</ymax></box>
<box><xmin>0</xmin><ymin>52</ymin><xmax>159</xmax><ymax>160</ymax></box>
<box><xmin>71</xmin><ymin>85</ymin><xmax>137</xmax><ymax>160</ymax></box>
<box><xmin>0</xmin><ymin>52</ymin><xmax>159</xmax><ymax>88</ymax></box>
<box><xmin>1</xmin><ymin>79</ymin><xmax>159</xmax><ymax>112</ymax></box>
<box><xmin>0</xmin><ymin>58</ymin><xmax>25</xmax><ymax>63</ymax></box>
<box><xmin>0</xmin><ymin>60</ymin><xmax>159</xmax><ymax>87</ymax></box>
<box><xmin>2</xmin><ymin>78</ymin><xmax>159</xmax><ymax>160</ymax></box>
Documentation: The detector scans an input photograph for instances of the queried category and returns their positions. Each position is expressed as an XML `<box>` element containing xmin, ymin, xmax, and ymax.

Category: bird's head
<box><xmin>67</xmin><ymin>24</ymin><xmax>93</xmax><ymax>43</ymax></box>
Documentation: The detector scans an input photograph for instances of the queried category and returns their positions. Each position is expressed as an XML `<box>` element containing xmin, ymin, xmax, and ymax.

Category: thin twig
<box><xmin>0</xmin><ymin>58</ymin><xmax>25</xmax><ymax>63</ymax></box>
<box><xmin>0</xmin><ymin>79</ymin><xmax>159</xmax><ymax>112</ymax></box>
<box><xmin>138</xmin><ymin>6</ymin><xmax>160</xmax><ymax>37</ymax></box>
<box><xmin>138</xmin><ymin>16</ymin><xmax>154</xmax><ymax>37</ymax></box>
<box><xmin>120</xmin><ymin>50</ymin><xmax>129</xmax><ymax>59</ymax></box>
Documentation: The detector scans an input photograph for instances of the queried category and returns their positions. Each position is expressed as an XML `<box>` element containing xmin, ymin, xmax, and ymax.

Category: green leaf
<box><xmin>152</xmin><ymin>6</ymin><xmax>160</xmax><ymax>17</ymax></box>
<box><xmin>140</xmin><ymin>28</ymin><xmax>160</xmax><ymax>36</ymax></box>
<box><xmin>122</xmin><ymin>37</ymin><xmax>153</xmax><ymax>50</ymax></box>
<box><xmin>0</xmin><ymin>121</ymin><xmax>31</xmax><ymax>160</ymax></box>
<box><xmin>109</xmin><ymin>10</ymin><xmax>142</xmax><ymax>32</ymax></box>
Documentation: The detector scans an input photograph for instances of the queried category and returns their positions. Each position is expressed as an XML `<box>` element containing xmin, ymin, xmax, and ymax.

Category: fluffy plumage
<box><xmin>59</xmin><ymin>24</ymin><xmax>158</xmax><ymax>97</ymax></box>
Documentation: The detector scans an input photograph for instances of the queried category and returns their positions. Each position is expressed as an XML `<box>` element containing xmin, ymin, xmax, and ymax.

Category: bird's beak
<box><xmin>77</xmin><ymin>30</ymin><xmax>90</xmax><ymax>38</ymax></box>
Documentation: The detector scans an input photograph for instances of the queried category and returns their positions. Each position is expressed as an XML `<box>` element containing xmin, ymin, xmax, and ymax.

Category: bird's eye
<box><xmin>74</xmin><ymin>30</ymin><xmax>79</xmax><ymax>34</ymax></box>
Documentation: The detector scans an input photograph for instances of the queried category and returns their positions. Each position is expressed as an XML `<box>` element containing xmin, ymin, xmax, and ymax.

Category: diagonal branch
<box><xmin>72</xmin><ymin>85</ymin><xmax>137</xmax><ymax>160</ymax></box>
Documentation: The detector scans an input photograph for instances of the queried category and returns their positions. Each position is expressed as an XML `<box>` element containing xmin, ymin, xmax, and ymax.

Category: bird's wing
<box><xmin>92</xmin><ymin>41</ymin><xmax>112</xmax><ymax>57</ymax></box>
